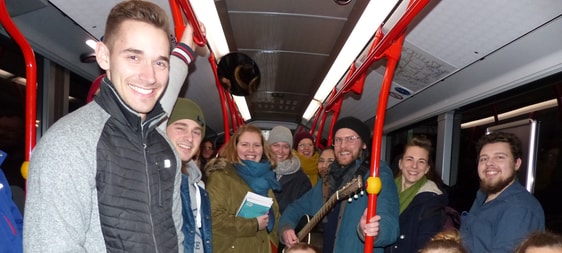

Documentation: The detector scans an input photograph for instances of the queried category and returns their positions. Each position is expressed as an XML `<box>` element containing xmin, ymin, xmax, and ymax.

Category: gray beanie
<box><xmin>268</xmin><ymin>126</ymin><xmax>293</xmax><ymax>147</ymax></box>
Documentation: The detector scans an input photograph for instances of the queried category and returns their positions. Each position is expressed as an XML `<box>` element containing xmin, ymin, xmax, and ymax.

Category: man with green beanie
<box><xmin>166</xmin><ymin>98</ymin><xmax>212</xmax><ymax>253</ymax></box>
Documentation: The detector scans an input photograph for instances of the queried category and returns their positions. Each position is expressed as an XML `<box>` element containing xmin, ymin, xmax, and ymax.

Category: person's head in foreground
<box><xmin>284</xmin><ymin>242</ymin><xmax>321</xmax><ymax>253</ymax></box>
<box><xmin>514</xmin><ymin>231</ymin><xmax>562</xmax><ymax>253</ymax></box>
<box><xmin>420</xmin><ymin>229</ymin><xmax>468</xmax><ymax>253</ymax></box>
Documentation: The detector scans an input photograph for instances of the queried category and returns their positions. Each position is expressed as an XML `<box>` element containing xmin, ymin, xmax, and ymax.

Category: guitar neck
<box><xmin>296</xmin><ymin>192</ymin><xmax>341</xmax><ymax>241</ymax></box>
<box><xmin>294</xmin><ymin>176</ymin><xmax>363</xmax><ymax>242</ymax></box>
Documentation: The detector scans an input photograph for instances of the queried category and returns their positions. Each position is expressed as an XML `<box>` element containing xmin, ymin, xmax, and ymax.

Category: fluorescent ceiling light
<box><xmin>461</xmin><ymin>99</ymin><xmax>558</xmax><ymax>129</ymax></box>
<box><xmin>0</xmin><ymin>69</ymin><xmax>26</xmax><ymax>85</ymax></box>
<box><xmin>303</xmin><ymin>0</ymin><xmax>398</xmax><ymax>122</ymax></box>
<box><xmin>190</xmin><ymin>0</ymin><xmax>229</xmax><ymax>59</ymax></box>
<box><xmin>85</xmin><ymin>39</ymin><xmax>97</xmax><ymax>50</ymax></box>
<box><xmin>311</xmin><ymin>0</ymin><xmax>399</xmax><ymax>103</ymax></box>
<box><xmin>0</xmin><ymin>69</ymin><xmax>13</xmax><ymax>79</ymax></box>
<box><xmin>232</xmin><ymin>95</ymin><xmax>252</xmax><ymax>121</ymax></box>
<box><xmin>302</xmin><ymin>99</ymin><xmax>321</xmax><ymax>121</ymax></box>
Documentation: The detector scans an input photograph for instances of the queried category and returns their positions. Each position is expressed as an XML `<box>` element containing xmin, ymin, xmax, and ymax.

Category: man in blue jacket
<box><xmin>166</xmin><ymin>98</ymin><xmax>212</xmax><ymax>253</ymax></box>
<box><xmin>460</xmin><ymin>132</ymin><xmax>544</xmax><ymax>253</ymax></box>
<box><xmin>279</xmin><ymin>117</ymin><xmax>399</xmax><ymax>253</ymax></box>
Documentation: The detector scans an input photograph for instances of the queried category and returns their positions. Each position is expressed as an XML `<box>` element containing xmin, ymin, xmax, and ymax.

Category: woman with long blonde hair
<box><xmin>205</xmin><ymin>125</ymin><xmax>281</xmax><ymax>253</ymax></box>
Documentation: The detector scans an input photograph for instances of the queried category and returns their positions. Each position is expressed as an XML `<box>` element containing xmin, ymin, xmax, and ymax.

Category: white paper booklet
<box><xmin>236</xmin><ymin>191</ymin><xmax>273</xmax><ymax>218</ymax></box>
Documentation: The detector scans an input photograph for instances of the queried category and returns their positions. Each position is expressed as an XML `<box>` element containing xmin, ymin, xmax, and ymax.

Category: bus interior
<box><xmin>1</xmin><ymin>0</ymin><xmax>562</xmax><ymax>237</ymax></box>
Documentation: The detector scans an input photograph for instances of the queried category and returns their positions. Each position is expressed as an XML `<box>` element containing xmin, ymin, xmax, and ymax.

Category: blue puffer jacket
<box><xmin>0</xmin><ymin>151</ymin><xmax>23</xmax><ymax>253</ymax></box>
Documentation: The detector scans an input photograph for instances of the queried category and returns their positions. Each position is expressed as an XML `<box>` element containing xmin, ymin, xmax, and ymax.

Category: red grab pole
<box><xmin>362</xmin><ymin>0</ymin><xmax>430</xmax><ymax>250</ymax></box>
<box><xmin>0</xmin><ymin>0</ymin><xmax>37</xmax><ymax>180</ymax></box>
<box><xmin>169</xmin><ymin>0</ymin><xmax>207</xmax><ymax>47</ymax></box>
<box><xmin>363</xmin><ymin>33</ymin><xmax>405</xmax><ymax>252</ymax></box>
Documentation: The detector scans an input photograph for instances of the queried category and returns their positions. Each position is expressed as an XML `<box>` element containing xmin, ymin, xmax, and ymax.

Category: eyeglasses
<box><xmin>298</xmin><ymin>143</ymin><xmax>314</xmax><ymax>148</ymax></box>
<box><xmin>333</xmin><ymin>136</ymin><xmax>361</xmax><ymax>146</ymax></box>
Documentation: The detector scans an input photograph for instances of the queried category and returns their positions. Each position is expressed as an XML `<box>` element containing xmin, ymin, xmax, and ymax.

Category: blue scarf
<box><xmin>234</xmin><ymin>159</ymin><xmax>280</xmax><ymax>232</ymax></box>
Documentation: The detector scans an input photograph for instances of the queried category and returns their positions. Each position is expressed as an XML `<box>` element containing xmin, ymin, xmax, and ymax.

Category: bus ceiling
<box><xmin>2</xmin><ymin>0</ymin><xmax>562</xmax><ymax>137</ymax></box>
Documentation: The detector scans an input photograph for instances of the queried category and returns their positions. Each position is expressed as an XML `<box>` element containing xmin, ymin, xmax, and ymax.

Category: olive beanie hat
<box><xmin>167</xmin><ymin>98</ymin><xmax>206</xmax><ymax>136</ymax></box>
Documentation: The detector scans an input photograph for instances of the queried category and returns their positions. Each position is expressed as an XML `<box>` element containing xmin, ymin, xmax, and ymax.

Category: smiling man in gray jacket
<box><xmin>23</xmin><ymin>1</ymin><xmax>201</xmax><ymax>252</ymax></box>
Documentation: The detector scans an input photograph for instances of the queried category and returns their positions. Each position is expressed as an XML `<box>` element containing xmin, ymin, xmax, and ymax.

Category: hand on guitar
<box><xmin>257</xmin><ymin>214</ymin><xmax>269</xmax><ymax>231</ymax></box>
<box><xmin>360</xmin><ymin>208</ymin><xmax>381</xmax><ymax>237</ymax></box>
<box><xmin>281</xmin><ymin>229</ymin><xmax>299</xmax><ymax>247</ymax></box>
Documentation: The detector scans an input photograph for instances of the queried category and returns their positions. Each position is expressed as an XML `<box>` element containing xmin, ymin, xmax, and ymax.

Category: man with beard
<box><xmin>460</xmin><ymin>132</ymin><xmax>544</xmax><ymax>253</ymax></box>
<box><xmin>278</xmin><ymin>117</ymin><xmax>399</xmax><ymax>253</ymax></box>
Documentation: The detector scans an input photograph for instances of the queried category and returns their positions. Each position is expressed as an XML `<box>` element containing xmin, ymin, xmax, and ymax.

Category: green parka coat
<box><xmin>206</xmin><ymin>158</ymin><xmax>280</xmax><ymax>253</ymax></box>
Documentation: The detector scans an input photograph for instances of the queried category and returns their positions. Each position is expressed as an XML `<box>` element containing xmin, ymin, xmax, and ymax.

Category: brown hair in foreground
<box><xmin>420</xmin><ymin>229</ymin><xmax>468</xmax><ymax>253</ymax></box>
<box><xmin>284</xmin><ymin>243</ymin><xmax>321</xmax><ymax>253</ymax></box>
<box><xmin>514</xmin><ymin>231</ymin><xmax>562</xmax><ymax>253</ymax></box>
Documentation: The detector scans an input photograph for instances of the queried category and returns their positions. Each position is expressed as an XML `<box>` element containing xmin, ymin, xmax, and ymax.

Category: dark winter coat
<box><xmin>275</xmin><ymin>169</ymin><xmax>311</xmax><ymax>213</ymax></box>
<box><xmin>385</xmin><ymin>180</ymin><xmax>448</xmax><ymax>253</ymax></box>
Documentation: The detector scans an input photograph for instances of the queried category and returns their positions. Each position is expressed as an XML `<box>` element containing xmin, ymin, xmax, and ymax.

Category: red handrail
<box><xmin>301</xmin><ymin>0</ymin><xmax>429</xmax><ymax>250</ymax></box>
<box><xmin>310</xmin><ymin>104</ymin><xmax>323</xmax><ymax>147</ymax></box>
<box><xmin>169</xmin><ymin>0</ymin><xmax>243</xmax><ymax>142</ymax></box>
<box><xmin>363</xmin><ymin>32</ymin><xmax>405</xmax><ymax>252</ymax></box>
<box><xmin>169</xmin><ymin>0</ymin><xmax>206</xmax><ymax>47</ymax></box>
<box><xmin>326</xmin><ymin>97</ymin><xmax>342</xmax><ymax>146</ymax></box>
<box><xmin>363</xmin><ymin>0</ymin><xmax>430</xmax><ymax>251</ymax></box>
<box><xmin>0</xmin><ymin>0</ymin><xmax>37</xmax><ymax>180</ymax></box>
<box><xmin>316</xmin><ymin>109</ymin><xmax>328</xmax><ymax>146</ymax></box>
<box><xmin>236</xmin><ymin>109</ymin><xmax>245</xmax><ymax>128</ymax></box>
<box><xmin>168</xmin><ymin>0</ymin><xmax>185</xmax><ymax>41</ymax></box>
<box><xmin>225</xmin><ymin>93</ymin><xmax>238</xmax><ymax>133</ymax></box>
<box><xmin>324</xmin><ymin>0</ymin><xmax>430</xmax><ymax>109</ymax></box>
<box><xmin>212</xmin><ymin>55</ymin><xmax>232</xmax><ymax>143</ymax></box>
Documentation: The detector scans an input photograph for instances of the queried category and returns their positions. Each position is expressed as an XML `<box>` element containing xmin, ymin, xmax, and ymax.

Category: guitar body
<box><xmin>278</xmin><ymin>175</ymin><xmax>363</xmax><ymax>253</ymax></box>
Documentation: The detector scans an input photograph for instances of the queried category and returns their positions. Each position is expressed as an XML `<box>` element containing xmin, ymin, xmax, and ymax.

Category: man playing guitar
<box><xmin>278</xmin><ymin>117</ymin><xmax>400</xmax><ymax>253</ymax></box>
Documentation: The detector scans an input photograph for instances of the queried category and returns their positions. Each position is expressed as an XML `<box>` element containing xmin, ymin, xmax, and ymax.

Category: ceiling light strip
<box><xmin>303</xmin><ymin>0</ymin><xmax>399</xmax><ymax>121</ymax></box>
<box><xmin>190</xmin><ymin>0</ymin><xmax>229</xmax><ymax>59</ymax></box>
<box><xmin>232</xmin><ymin>95</ymin><xmax>252</xmax><ymax>121</ymax></box>
<box><xmin>460</xmin><ymin>99</ymin><xmax>558</xmax><ymax>129</ymax></box>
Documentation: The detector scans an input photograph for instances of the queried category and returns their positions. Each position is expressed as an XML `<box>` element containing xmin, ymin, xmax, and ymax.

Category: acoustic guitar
<box><xmin>279</xmin><ymin>175</ymin><xmax>364</xmax><ymax>252</ymax></box>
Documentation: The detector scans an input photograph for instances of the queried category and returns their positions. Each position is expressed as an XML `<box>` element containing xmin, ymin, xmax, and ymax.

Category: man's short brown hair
<box><xmin>104</xmin><ymin>0</ymin><xmax>171</xmax><ymax>51</ymax></box>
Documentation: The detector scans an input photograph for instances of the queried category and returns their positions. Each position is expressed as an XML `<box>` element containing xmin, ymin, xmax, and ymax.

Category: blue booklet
<box><xmin>236</xmin><ymin>191</ymin><xmax>273</xmax><ymax>218</ymax></box>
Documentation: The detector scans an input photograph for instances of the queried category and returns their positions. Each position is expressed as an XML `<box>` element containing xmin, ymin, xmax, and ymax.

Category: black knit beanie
<box><xmin>332</xmin><ymin>116</ymin><xmax>371</xmax><ymax>144</ymax></box>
